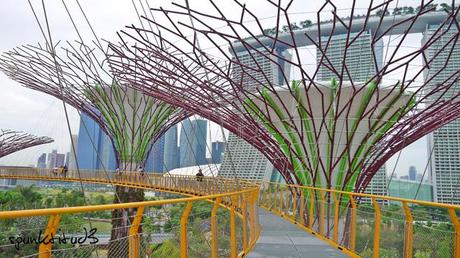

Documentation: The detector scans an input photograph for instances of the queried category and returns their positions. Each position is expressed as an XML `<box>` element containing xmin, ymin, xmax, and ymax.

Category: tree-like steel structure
<box><xmin>0</xmin><ymin>36</ymin><xmax>188</xmax><ymax>257</ymax></box>
<box><xmin>109</xmin><ymin>0</ymin><xmax>460</xmax><ymax>195</ymax></box>
<box><xmin>0</xmin><ymin>129</ymin><xmax>53</xmax><ymax>158</ymax></box>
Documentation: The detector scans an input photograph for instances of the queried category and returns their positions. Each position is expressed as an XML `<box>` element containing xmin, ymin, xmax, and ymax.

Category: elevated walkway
<box><xmin>249</xmin><ymin>208</ymin><xmax>346</xmax><ymax>258</ymax></box>
<box><xmin>0</xmin><ymin>169</ymin><xmax>459</xmax><ymax>257</ymax></box>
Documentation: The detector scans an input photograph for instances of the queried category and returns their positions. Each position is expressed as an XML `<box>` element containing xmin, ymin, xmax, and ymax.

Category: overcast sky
<box><xmin>0</xmin><ymin>0</ymin><xmax>444</xmax><ymax>179</ymax></box>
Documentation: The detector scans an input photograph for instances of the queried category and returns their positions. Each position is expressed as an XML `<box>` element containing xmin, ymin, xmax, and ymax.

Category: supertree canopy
<box><xmin>0</xmin><ymin>31</ymin><xmax>188</xmax><ymax>256</ymax></box>
<box><xmin>109</xmin><ymin>0</ymin><xmax>460</xmax><ymax>193</ymax></box>
<box><xmin>0</xmin><ymin>129</ymin><xmax>53</xmax><ymax>158</ymax></box>
<box><xmin>0</xmin><ymin>42</ymin><xmax>187</xmax><ymax>171</ymax></box>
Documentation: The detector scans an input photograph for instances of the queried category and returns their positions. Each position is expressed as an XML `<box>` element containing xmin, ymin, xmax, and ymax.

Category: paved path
<box><xmin>248</xmin><ymin>209</ymin><xmax>348</xmax><ymax>258</ymax></box>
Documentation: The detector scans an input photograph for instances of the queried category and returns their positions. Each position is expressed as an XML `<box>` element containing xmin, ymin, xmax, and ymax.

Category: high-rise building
<box><xmin>364</xmin><ymin>166</ymin><xmax>388</xmax><ymax>197</ymax></box>
<box><xmin>163</xmin><ymin>125</ymin><xmax>179</xmax><ymax>171</ymax></box>
<box><xmin>211</xmin><ymin>141</ymin><xmax>225</xmax><ymax>164</ymax></box>
<box><xmin>316</xmin><ymin>30</ymin><xmax>387</xmax><ymax>195</ymax></box>
<box><xmin>67</xmin><ymin>135</ymin><xmax>78</xmax><ymax>170</ymax></box>
<box><xmin>231</xmin><ymin>46</ymin><xmax>291</xmax><ymax>91</ymax></box>
<box><xmin>47</xmin><ymin>149</ymin><xmax>65</xmax><ymax>168</ymax></box>
<box><xmin>424</xmin><ymin>24</ymin><xmax>460</xmax><ymax>204</ymax></box>
<box><xmin>65</xmin><ymin>152</ymin><xmax>70</xmax><ymax>167</ymax></box>
<box><xmin>76</xmin><ymin>113</ymin><xmax>117</xmax><ymax>171</ymax></box>
<box><xmin>145</xmin><ymin>135</ymin><xmax>165</xmax><ymax>173</ymax></box>
<box><xmin>317</xmin><ymin>30</ymin><xmax>383</xmax><ymax>82</ymax></box>
<box><xmin>408</xmin><ymin>166</ymin><xmax>417</xmax><ymax>181</ymax></box>
<box><xmin>179</xmin><ymin>119</ymin><xmax>207</xmax><ymax>167</ymax></box>
<box><xmin>218</xmin><ymin>134</ymin><xmax>275</xmax><ymax>180</ymax></box>
<box><xmin>36</xmin><ymin>153</ymin><xmax>46</xmax><ymax>168</ymax></box>
<box><xmin>220</xmin><ymin>46</ymin><xmax>291</xmax><ymax>181</ymax></box>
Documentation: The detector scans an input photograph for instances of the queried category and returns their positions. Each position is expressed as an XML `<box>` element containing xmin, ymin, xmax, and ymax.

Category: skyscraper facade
<box><xmin>409</xmin><ymin>166</ymin><xmax>417</xmax><ymax>181</ymax></box>
<box><xmin>145</xmin><ymin>135</ymin><xmax>165</xmax><ymax>173</ymax></box>
<box><xmin>47</xmin><ymin>149</ymin><xmax>65</xmax><ymax>169</ymax></box>
<box><xmin>424</xmin><ymin>24</ymin><xmax>460</xmax><ymax>204</ymax></box>
<box><xmin>163</xmin><ymin>125</ymin><xmax>179</xmax><ymax>171</ymax></box>
<box><xmin>179</xmin><ymin>119</ymin><xmax>207</xmax><ymax>167</ymax></box>
<box><xmin>76</xmin><ymin>113</ymin><xmax>117</xmax><ymax>171</ymax></box>
<box><xmin>218</xmin><ymin>134</ymin><xmax>275</xmax><ymax>180</ymax></box>
<box><xmin>317</xmin><ymin>30</ymin><xmax>383</xmax><ymax>82</ymax></box>
<box><xmin>36</xmin><ymin>153</ymin><xmax>46</xmax><ymax>168</ymax></box>
<box><xmin>316</xmin><ymin>30</ymin><xmax>387</xmax><ymax>196</ymax></box>
<box><xmin>67</xmin><ymin>135</ymin><xmax>78</xmax><ymax>170</ymax></box>
<box><xmin>364</xmin><ymin>166</ymin><xmax>388</xmax><ymax>199</ymax></box>
<box><xmin>211</xmin><ymin>141</ymin><xmax>225</xmax><ymax>164</ymax></box>
<box><xmin>220</xmin><ymin>47</ymin><xmax>291</xmax><ymax>180</ymax></box>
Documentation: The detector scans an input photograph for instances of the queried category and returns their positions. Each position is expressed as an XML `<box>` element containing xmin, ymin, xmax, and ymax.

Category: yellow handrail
<box><xmin>0</xmin><ymin>168</ymin><xmax>260</xmax><ymax>258</ymax></box>
<box><xmin>259</xmin><ymin>181</ymin><xmax>460</xmax><ymax>258</ymax></box>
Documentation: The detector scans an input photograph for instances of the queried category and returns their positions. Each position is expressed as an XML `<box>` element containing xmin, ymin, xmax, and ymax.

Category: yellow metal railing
<box><xmin>259</xmin><ymin>181</ymin><xmax>460</xmax><ymax>258</ymax></box>
<box><xmin>0</xmin><ymin>168</ymin><xmax>261</xmax><ymax>257</ymax></box>
<box><xmin>0</xmin><ymin>167</ymin><xmax>255</xmax><ymax>196</ymax></box>
<box><xmin>2</xmin><ymin>167</ymin><xmax>459</xmax><ymax>258</ymax></box>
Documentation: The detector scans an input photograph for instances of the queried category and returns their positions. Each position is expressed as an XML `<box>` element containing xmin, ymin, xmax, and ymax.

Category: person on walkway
<box><xmin>137</xmin><ymin>166</ymin><xmax>144</xmax><ymax>176</ymax></box>
<box><xmin>196</xmin><ymin>169</ymin><xmax>204</xmax><ymax>182</ymax></box>
<box><xmin>62</xmin><ymin>165</ymin><xmax>68</xmax><ymax>178</ymax></box>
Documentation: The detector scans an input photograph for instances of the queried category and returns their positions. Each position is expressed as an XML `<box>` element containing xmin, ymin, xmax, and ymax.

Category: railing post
<box><xmin>308</xmin><ymin>188</ymin><xmax>314</xmax><ymax>228</ymax></box>
<box><xmin>279</xmin><ymin>185</ymin><xmax>284</xmax><ymax>215</ymax></box>
<box><xmin>242</xmin><ymin>193</ymin><xmax>248</xmax><ymax>252</ymax></box>
<box><xmin>38</xmin><ymin>214</ymin><xmax>60</xmax><ymax>258</ymax></box>
<box><xmin>372</xmin><ymin>197</ymin><xmax>381</xmax><ymax>258</ymax></box>
<box><xmin>292</xmin><ymin>186</ymin><xmax>297</xmax><ymax>222</ymax></box>
<box><xmin>211</xmin><ymin>197</ymin><xmax>221</xmax><ymax>258</ymax></box>
<box><xmin>267</xmin><ymin>183</ymin><xmax>272</xmax><ymax>209</ymax></box>
<box><xmin>448</xmin><ymin>208</ymin><xmax>460</xmax><ymax>258</ymax></box>
<box><xmin>402</xmin><ymin>202</ymin><xmax>413</xmax><ymax>258</ymax></box>
<box><xmin>318</xmin><ymin>191</ymin><xmax>325</xmax><ymax>235</ymax></box>
<box><xmin>180</xmin><ymin>202</ymin><xmax>193</xmax><ymax>258</ymax></box>
<box><xmin>300</xmin><ymin>189</ymin><xmax>305</xmax><ymax>226</ymax></box>
<box><xmin>129</xmin><ymin>206</ymin><xmax>145</xmax><ymax>258</ymax></box>
<box><xmin>230</xmin><ymin>195</ymin><xmax>237</xmax><ymax>258</ymax></box>
<box><xmin>261</xmin><ymin>182</ymin><xmax>267</xmax><ymax>207</ymax></box>
<box><xmin>349</xmin><ymin>194</ymin><xmax>357</xmax><ymax>252</ymax></box>
<box><xmin>331</xmin><ymin>192</ymin><xmax>340</xmax><ymax>242</ymax></box>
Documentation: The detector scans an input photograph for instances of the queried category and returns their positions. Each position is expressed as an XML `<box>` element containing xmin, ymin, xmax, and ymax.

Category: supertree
<box><xmin>0</xmin><ymin>20</ymin><xmax>189</xmax><ymax>258</ymax></box>
<box><xmin>0</xmin><ymin>129</ymin><xmax>53</xmax><ymax>158</ymax></box>
<box><xmin>109</xmin><ymin>0</ymin><xmax>460</xmax><ymax>195</ymax></box>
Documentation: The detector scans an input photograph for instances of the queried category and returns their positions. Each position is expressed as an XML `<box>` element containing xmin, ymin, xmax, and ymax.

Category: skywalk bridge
<box><xmin>0</xmin><ymin>168</ymin><xmax>458</xmax><ymax>258</ymax></box>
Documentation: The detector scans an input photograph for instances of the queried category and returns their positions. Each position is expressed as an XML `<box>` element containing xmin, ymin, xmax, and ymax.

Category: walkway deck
<box><xmin>248</xmin><ymin>209</ymin><xmax>348</xmax><ymax>258</ymax></box>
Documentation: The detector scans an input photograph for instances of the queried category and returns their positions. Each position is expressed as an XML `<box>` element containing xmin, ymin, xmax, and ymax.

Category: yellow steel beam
<box><xmin>129</xmin><ymin>206</ymin><xmax>145</xmax><ymax>258</ymax></box>
<box><xmin>292</xmin><ymin>186</ymin><xmax>297</xmax><ymax>223</ymax></box>
<box><xmin>349</xmin><ymin>195</ymin><xmax>357</xmax><ymax>252</ymax></box>
<box><xmin>448</xmin><ymin>208</ymin><xmax>460</xmax><ymax>258</ymax></box>
<box><xmin>38</xmin><ymin>214</ymin><xmax>60</xmax><ymax>258</ymax></box>
<box><xmin>372</xmin><ymin>197</ymin><xmax>381</xmax><ymax>258</ymax></box>
<box><xmin>242</xmin><ymin>193</ymin><xmax>248</xmax><ymax>251</ymax></box>
<box><xmin>331</xmin><ymin>192</ymin><xmax>339</xmax><ymax>242</ymax></box>
<box><xmin>230</xmin><ymin>195</ymin><xmax>237</xmax><ymax>258</ymax></box>
<box><xmin>318</xmin><ymin>191</ymin><xmax>325</xmax><ymax>235</ymax></box>
<box><xmin>308</xmin><ymin>188</ymin><xmax>314</xmax><ymax>228</ymax></box>
<box><xmin>402</xmin><ymin>202</ymin><xmax>413</xmax><ymax>258</ymax></box>
<box><xmin>180</xmin><ymin>202</ymin><xmax>193</xmax><ymax>258</ymax></box>
<box><xmin>280</xmin><ymin>186</ymin><xmax>284</xmax><ymax>216</ymax></box>
<box><xmin>300</xmin><ymin>189</ymin><xmax>305</xmax><ymax>226</ymax></box>
<box><xmin>211</xmin><ymin>197</ymin><xmax>221</xmax><ymax>258</ymax></box>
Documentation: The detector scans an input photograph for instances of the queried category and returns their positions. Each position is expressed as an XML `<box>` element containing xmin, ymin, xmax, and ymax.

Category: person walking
<box><xmin>196</xmin><ymin>169</ymin><xmax>204</xmax><ymax>182</ymax></box>
<box><xmin>63</xmin><ymin>165</ymin><xmax>68</xmax><ymax>178</ymax></box>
